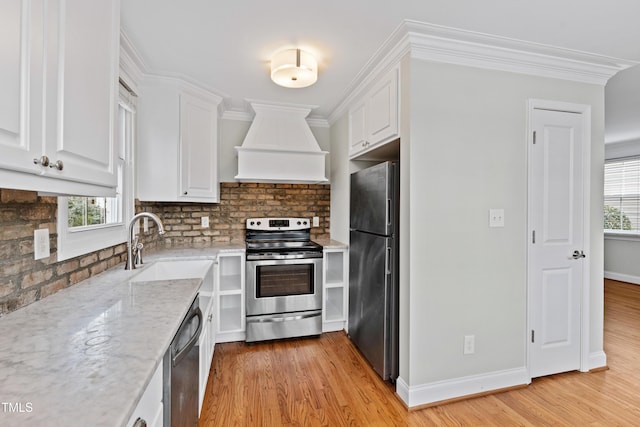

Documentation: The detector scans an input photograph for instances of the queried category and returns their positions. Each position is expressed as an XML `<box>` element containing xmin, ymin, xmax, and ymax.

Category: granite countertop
<box><xmin>0</xmin><ymin>244</ymin><xmax>244</xmax><ymax>427</ymax></box>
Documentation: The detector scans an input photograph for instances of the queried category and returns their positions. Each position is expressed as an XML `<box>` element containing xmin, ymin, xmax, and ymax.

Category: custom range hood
<box><xmin>235</xmin><ymin>102</ymin><xmax>328</xmax><ymax>183</ymax></box>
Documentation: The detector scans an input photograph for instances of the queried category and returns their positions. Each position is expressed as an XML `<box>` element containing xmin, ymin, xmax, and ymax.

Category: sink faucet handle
<box><xmin>135</xmin><ymin>242</ymin><xmax>144</xmax><ymax>265</ymax></box>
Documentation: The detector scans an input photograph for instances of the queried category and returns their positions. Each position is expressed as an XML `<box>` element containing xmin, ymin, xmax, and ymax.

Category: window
<box><xmin>604</xmin><ymin>157</ymin><xmax>640</xmax><ymax>234</ymax></box>
<box><xmin>56</xmin><ymin>85</ymin><xmax>135</xmax><ymax>260</ymax></box>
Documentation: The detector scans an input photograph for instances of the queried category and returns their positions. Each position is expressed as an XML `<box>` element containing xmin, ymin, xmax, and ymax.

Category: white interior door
<box><xmin>529</xmin><ymin>106</ymin><xmax>586</xmax><ymax>378</ymax></box>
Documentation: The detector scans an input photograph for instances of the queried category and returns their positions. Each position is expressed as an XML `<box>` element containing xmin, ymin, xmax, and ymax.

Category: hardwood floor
<box><xmin>199</xmin><ymin>280</ymin><xmax>640</xmax><ymax>426</ymax></box>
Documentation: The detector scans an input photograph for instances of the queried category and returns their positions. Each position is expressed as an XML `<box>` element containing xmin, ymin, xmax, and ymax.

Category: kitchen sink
<box><xmin>130</xmin><ymin>260</ymin><xmax>214</xmax><ymax>282</ymax></box>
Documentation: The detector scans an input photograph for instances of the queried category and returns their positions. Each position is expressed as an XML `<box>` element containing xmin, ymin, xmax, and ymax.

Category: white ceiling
<box><xmin>121</xmin><ymin>0</ymin><xmax>640</xmax><ymax>120</ymax></box>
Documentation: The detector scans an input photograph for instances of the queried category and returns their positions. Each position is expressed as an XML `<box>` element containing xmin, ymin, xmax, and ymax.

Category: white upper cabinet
<box><xmin>348</xmin><ymin>100</ymin><xmax>367</xmax><ymax>155</ymax></box>
<box><xmin>348</xmin><ymin>65</ymin><xmax>400</xmax><ymax>159</ymax></box>
<box><xmin>0</xmin><ymin>0</ymin><xmax>119</xmax><ymax>196</ymax></box>
<box><xmin>137</xmin><ymin>77</ymin><xmax>221</xmax><ymax>203</ymax></box>
<box><xmin>180</xmin><ymin>93</ymin><xmax>219</xmax><ymax>201</ymax></box>
<box><xmin>0</xmin><ymin>0</ymin><xmax>42</xmax><ymax>175</ymax></box>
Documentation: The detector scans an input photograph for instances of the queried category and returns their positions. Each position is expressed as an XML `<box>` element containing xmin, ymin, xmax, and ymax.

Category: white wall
<box><xmin>605</xmin><ymin>65</ymin><xmax>640</xmax><ymax>146</ymax></box>
<box><xmin>604</xmin><ymin>65</ymin><xmax>640</xmax><ymax>284</ymax></box>
<box><xmin>329</xmin><ymin>115</ymin><xmax>350</xmax><ymax>244</ymax></box>
<box><xmin>403</xmin><ymin>59</ymin><xmax>605</xmax><ymax>388</ymax></box>
<box><xmin>219</xmin><ymin>118</ymin><xmax>331</xmax><ymax>183</ymax></box>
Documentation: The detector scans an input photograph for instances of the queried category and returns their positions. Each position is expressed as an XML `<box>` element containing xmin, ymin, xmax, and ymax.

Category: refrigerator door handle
<box><xmin>385</xmin><ymin>246</ymin><xmax>392</xmax><ymax>274</ymax></box>
<box><xmin>387</xmin><ymin>199</ymin><xmax>392</xmax><ymax>226</ymax></box>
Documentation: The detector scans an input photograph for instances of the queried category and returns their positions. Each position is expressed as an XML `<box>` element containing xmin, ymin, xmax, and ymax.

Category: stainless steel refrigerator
<box><xmin>349</xmin><ymin>161</ymin><xmax>399</xmax><ymax>381</ymax></box>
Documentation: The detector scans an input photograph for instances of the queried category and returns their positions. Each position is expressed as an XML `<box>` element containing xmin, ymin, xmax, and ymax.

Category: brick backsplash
<box><xmin>138</xmin><ymin>183</ymin><xmax>330</xmax><ymax>248</ymax></box>
<box><xmin>0</xmin><ymin>183</ymin><xmax>330</xmax><ymax>316</ymax></box>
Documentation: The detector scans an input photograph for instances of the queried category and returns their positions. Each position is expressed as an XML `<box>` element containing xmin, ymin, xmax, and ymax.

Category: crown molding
<box><xmin>222</xmin><ymin>100</ymin><xmax>329</xmax><ymax>127</ymax></box>
<box><xmin>119</xmin><ymin>31</ymin><xmax>147</xmax><ymax>94</ymax></box>
<box><xmin>141</xmin><ymin>74</ymin><xmax>224</xmax><ymax>107</ymax></box>
<box><xmin>221</xmin><ymin>109</ymin><xmax>253</xmax><ymax>122</ymax></box>
<box><xmin>306</xmin><ymin>117</ymin><xmax>330</xmax><ymax>128</ymax></box>
<box><xmin>328</xmin><ymin>22</ymin><xmax>411</xmax><ymax>125</ymax></box>
<box><xmin>404</xmin><ymin>20</ymin><xmax>635</xmax><ymax>85</ymax></box>
<box><xmin>328</xmin><ymin>20</ymin><xmax>637</xmax><ymax>125</ymax></box>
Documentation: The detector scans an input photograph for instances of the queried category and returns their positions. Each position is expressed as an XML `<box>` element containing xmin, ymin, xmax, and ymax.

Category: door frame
<box><xmin>526</xmin><ymin>98</ymin><xmax>592</xmax><ymax>379</ymax></box>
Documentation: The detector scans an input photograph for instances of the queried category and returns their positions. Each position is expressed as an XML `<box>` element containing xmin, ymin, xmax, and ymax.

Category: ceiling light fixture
<box><xmin>270</xmin><ymin>48</ymin><xmax>318</xmax><ymax>88</ymax></box>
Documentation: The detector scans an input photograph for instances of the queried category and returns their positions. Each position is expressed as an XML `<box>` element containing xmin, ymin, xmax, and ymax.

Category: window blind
<box><xmin>604</xmin><ymin>157</ymin><xmax>640</xmax><ymax>232</ymax></box>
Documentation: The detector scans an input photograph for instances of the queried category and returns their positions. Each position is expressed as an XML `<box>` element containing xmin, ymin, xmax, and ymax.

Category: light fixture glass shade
<box><xmin>271</xmin><ymin>49</ymin><xmax>318</xmax><ymax>88</ymax></box>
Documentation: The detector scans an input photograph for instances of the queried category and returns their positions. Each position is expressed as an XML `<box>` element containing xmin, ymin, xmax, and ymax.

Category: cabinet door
<box><xmin>198</xmin><ymin>322</ymin><xmax>209</xmax><ymax>415</ymax></box>
<box><xmin>44</xmin><ymin>0</ymin><xmax>119</xmax><ymax>188</ymax></box>
<box><xmin>179</xmin><ymin>93</ymin><xmax>219</xmax><ymax>201</ymax></box>
<box><xmin>0</xmin><ymin>0</ymin><xmax>44</xmax><ymax>175</ymax></box>
<box><xmin>348</xmin><ymin>100</ymin><xmax>367</xmax><ymax>156</ymax></box>
<box><xmin>367</xmin><ymin>67</ymin><xmax>398</xmax><ymax>145</ymax></box>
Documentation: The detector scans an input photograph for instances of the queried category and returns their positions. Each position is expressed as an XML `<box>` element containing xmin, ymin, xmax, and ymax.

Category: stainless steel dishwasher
<box><xmin>163</xmin><ymin>295</ymin><xmax>202</xmax><ymax>426</ymax></box>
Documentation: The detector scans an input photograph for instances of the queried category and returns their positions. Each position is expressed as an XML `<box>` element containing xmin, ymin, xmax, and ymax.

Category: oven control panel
<box><xmin>246</xmin><ymin>217</ymin><xmax>310</xmax><ymax>231</ymax></box>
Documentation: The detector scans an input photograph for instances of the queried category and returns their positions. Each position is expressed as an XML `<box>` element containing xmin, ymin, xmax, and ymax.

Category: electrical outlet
<box><xmin>143</xmin><ymin>217</ymin><xmax>149</xmax><ymax>232</ymax></box>
<box><xmin>201</xmin><ymin>216</ymin><xmax>209</xmax><ymax>228</ymax></box>
<box><xmin>463</xmin><ymin>335</ymin><xmax>475</xmax><ymax>355</ymax></box>
<box><xmin>312</xmin><ymin>216</ymin><xmax>319</xmax><ymax>227</ymax></box>
<box><xmin>489</xmin><ymin>209</ymin><xmax>505</xmax><ymax>227</ymax></box>
<box><xmin>34</xmin><ymin>228</ymin><xmax>50</xmax><ymax>260</ymax></box>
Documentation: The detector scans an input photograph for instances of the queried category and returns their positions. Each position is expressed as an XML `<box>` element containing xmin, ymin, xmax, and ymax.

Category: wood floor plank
<box><xmin>199</xmin><ymin>280</ymin><xmax>640</xmax><ymax>426</ymax></box>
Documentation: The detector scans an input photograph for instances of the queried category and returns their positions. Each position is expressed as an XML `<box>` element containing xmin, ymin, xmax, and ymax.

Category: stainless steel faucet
<box><xmin>125</xmin><ymin>212</ymin><xmax>165</xmax><ymax>270</ymax></box>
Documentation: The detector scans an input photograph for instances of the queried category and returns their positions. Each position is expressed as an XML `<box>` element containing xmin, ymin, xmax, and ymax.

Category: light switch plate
<box><xmin>489</xmin><ymin>209</ymin><xmax>505</xmax><ymax>227</ymax></box>
<box><xmin>34</xmin><ymin>228</ymin><xmax>50</xmax><ymax>260</ymax></box>
<box><xmin>201</xmin><ymin>216</ymin><xmax>210</xmax><ymax>228</ymax></box>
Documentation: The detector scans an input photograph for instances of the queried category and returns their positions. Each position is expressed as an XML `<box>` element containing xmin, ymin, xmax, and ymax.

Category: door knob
<box><xmin>571</xmin><ymin>250</ymin><xmax>586</xmax><ymax>260</ymax></box>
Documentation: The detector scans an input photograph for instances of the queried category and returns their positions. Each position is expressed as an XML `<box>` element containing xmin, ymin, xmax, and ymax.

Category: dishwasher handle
<box><xmin>172</xmin><ymin>307</ymin><xmax>203</xmax><ymax>367</ymax></box>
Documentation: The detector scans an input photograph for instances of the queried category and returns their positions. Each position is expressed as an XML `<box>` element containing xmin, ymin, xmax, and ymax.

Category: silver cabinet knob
<box><xmin>49</xmin><ymin>160</ymin><xmax>64</xmax><ymax>171</ymax></box>
<box><xmin>33</xmin><ymin>156</ymin><xmax>50</xmax><ymax>167</ymax></box>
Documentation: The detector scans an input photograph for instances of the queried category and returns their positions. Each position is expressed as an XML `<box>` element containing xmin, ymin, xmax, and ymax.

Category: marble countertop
<box><xmin>315</xmin><ymin>238</ymin><xmax>348</xmax><ymax>249</ymax></box>
<box><xmin>0</xmin><ymin>244</ymin><xmax>244</xmax><ymax>427</ymax></box>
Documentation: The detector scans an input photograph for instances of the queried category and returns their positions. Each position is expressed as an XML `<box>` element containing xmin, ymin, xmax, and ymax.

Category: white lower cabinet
<box><xmin>322</xmin><ymin>247</ymin><xmax>349</xmax><ymax>332</ymax></box>
<box><xmin>215</xmin><ymin>252</ymin><xmax>246</xmax><ymax>343</ymax></box>
<box><xmin>127</xmin><ymin>362</ymin><xmax>163</xmax><ymax>427</ymax></box>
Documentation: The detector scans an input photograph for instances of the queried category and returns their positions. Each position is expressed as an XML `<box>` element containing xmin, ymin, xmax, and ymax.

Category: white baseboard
<box><xmin>604</xmin><ymin>271</ymin><xmax>640</xmax><ymax>285</ymax></box>
<box><xmin>215</xmin><ymin>331</ymin><xmax>245</xmax><ymax>343</ymax></box>
<box><xmin>396</xmin><ymin>367</ymin><xmax>529</xmax><ymax>408</ymax></box>
<box><xmin>322</xmin><ymin>321</ymin><xmax>346</xmax><ymax>333</ymax></box>
<box><xmin>588</xmin><ymin>351</ymin><xmax>607</xmax><ymax>370</ymax></box>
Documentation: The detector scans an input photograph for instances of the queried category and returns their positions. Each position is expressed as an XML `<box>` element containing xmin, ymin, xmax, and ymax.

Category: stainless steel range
<box><xmin>245</xmin><ymin>217</ymin><xmax>323</xmax><ymax>342</ymax></box>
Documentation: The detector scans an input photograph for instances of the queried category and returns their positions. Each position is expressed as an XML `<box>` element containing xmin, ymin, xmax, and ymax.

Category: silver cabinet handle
<box><xmin>570</xmin><ymin>250</ymin><xmax>586</xmax><ymax>260</ymax></box>
<box><xmin>33</xmin><ymin>156</ymin><xmax>50</xmax><ymax>167</ymax></box>
<box><xmin>132</xmin><ymin>417</ymin><xmax>147</xmax><ymax>427</ymax></box>
<box><xmin>49</xmin><ymin>160</ymin><xmax>64</xmax><ymax>171</ymax></box>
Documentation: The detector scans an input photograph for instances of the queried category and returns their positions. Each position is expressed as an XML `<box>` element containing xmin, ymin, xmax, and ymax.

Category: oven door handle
<box><xmin>250</xmin><ymin>311</ymin><xmax>321</xmax><ymax>323</ymax></box>
<box><xmin>172</xmin><ymin>307</ymin><xmax>203</xmax><ymax>367</ymax></box>
<box><xmin>247</xmin><ymin>253</ymin><xmax>322</xmax><ymax>260</ymax></box>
